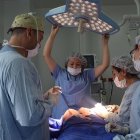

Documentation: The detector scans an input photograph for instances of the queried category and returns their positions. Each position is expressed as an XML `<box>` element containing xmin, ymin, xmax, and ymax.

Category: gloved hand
<box><xmin>105</xmin><ymin>123</ymin><xmax>129</xmax><ymax>134</ymax></box>
<box><xmin>44</xmin><ymin>86</ymin><xmax>62</xmax><ymax>105</ymax></box>
<box><xmin>105</xmin><ymin>105</ymin><xmax>119</xmax><ymax>113</ymax></box>
<box><xmin>113</xmin><ymin>134</ymin><xmax>138</xmax><ymax>140</ymax></box>
<box><xmin>113</xmin><ymin>135</ymin><xmax>126</xmax><ymax>140</ymax></box>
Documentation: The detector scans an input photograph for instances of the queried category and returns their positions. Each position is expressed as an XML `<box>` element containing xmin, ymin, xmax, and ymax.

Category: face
<box><xmin>67</xmin><ymin>57</ymin><xmax>82</xmax><ymax>69</ymax></box>
<box><xmin>131</xmin><ymin>45</ymin><xmax>140</xmax><ymax>60</ymax></box>
<box><xmin>112</xmin><ymin>67</ymin><xmax>126</xmax><ymax>81</ymax></box>
<box><xmin>26</xmin><ymin>28</ymin><xmax>44</xmax><ymax>50</ymax></box>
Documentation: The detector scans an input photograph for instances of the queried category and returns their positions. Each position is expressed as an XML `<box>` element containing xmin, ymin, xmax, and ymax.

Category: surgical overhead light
<box><xmin>45</xmin><ymin>0</ymin><xmax>120</xmax><ymax>34</ymax></box>
<box><xmin>120</xmin><ymin>0</ymin><xmax>140</xmax><ymax>31</ymax></box>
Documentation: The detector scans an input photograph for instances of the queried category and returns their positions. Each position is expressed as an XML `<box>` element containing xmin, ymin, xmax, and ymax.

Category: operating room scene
<box><xmin>0</xmin><ymin>0</ymin><xmax>140</xmax><ymax>140</ymax></box>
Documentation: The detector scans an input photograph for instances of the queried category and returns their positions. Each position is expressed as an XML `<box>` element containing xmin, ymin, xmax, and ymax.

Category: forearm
<box><xmin>43</xmin><ymin>30</ymin><xmax>58</xmax><ymax>71</ymax></box>
<box><xmin>43</xmin><ymin>26</ymin><xmax>59</xmax><ymax>59</ymax></box>
<box><xmin>101</xmin><ymin>42</ymin><xmax>110</xmax><ymax>69</ymax></box>
<box><xmin>94</xmin><ymin>35</ymin><xmax>110</xmax><ymax>77</ymax></box>
<box><xmin>43</xmin><ymin>35</ymin><xmax>55</xmax><ymax>59</ymax></box>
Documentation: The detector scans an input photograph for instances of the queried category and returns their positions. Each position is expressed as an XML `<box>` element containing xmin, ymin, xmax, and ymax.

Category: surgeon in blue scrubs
<box><xmin>43</xmin><ymin>26</ymin><xmax>110</xmax><ymax>119</ymax></box>
<box><xmin>0</xmin><ymin>13</ymin><xmax>61</xmax><ymax>140</ymax></box>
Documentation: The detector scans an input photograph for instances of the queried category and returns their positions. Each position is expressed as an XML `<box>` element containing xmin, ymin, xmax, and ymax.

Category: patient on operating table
<box><xmin>49</xmin><ymin>103</ymin><xmax>122</xmax><ymax>131</ymax></box>
<box><xmin>62</xmin><ymin>103</ymin><xmax>129</xmax><ymax>135</ymax></box>
<box><xmin>49</xmin><ymin>104</ymin><xmax>123</xmax><ymax>140</ymax></box>
<box><xmin>62</xmin><ymin>103</ymin><xmax>119</xmax><ymax>122</ymax></box>
<box><xmin>63</xmin><ymin>105</ymin><xmax>116</xmax><ymax>121</ymax></box>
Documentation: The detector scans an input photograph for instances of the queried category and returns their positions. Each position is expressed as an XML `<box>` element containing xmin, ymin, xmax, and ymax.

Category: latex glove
<box><xmin>113</xmin><ymin>134</ymin><xmax>139</xmax><ymax>140</ymax></box>
<box><xmin>44</xmin><ymin>86</ymin><xmax>62</xmax><ymax>105</ymax></box>
<box><xmin>105</xmin><ymin>123</ymin><xmax>129</xmax><ymax>134</ymax></box>
<box><xmin>105</xmin><ymin>105</ymin><xmax>119</xmax><ymax>113</ymax></box>
<box><xmin>63</xmin><ymin>109</ymin><xmax>79</xmax><ymax>121</ymax></box>
<box><xmin>113</xmin><ymin>135</ymin><xmax>126</xmax><ymax>140</ymax></box>
<box><xmin>91</xmin><ymin>103</ymin><xmax>109</xmax><ymax>118</ymax></box>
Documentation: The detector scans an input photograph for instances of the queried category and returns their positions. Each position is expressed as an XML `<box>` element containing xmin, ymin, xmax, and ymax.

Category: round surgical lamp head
<box><xmin>45</xmin><ymin>0</ymin><xmax>120</xmax><ymax>34</ymax></box>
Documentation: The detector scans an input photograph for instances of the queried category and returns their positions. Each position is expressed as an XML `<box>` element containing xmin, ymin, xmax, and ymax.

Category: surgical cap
<box><xmin>135</xmin><ymin>35</ymin><xmax>140</xmax><ymax>45</ymax></box>
<box><xmin>8</xmin><ymin>12</ymin><xmax>45</xmax><ymax>32</ymax></box>
<box><xmin>111</xmin><ymin>56</ymin><xmax>139</xmax><ymax>74</ymax></box>
<box><xmin>68</xmin><ymin>52</ymin><xmax>87</xmax><ymax>67</ymax></box>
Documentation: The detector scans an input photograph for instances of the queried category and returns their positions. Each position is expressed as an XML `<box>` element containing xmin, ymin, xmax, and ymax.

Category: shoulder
<box><xmin>4</xmin><ymin>54</ymin><xmax>34</xmax><ymax>75</ymax></box>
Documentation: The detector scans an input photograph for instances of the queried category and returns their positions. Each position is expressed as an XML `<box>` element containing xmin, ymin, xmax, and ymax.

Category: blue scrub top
<box><xmin>51</xmin><ymin>65</ymin><xmax>96</xmax><ymax>119</ymax></box>
<box><xmin>0</xmin><ymin>45</ymin><xmax>52</xmax><ymax>140</ymax></box>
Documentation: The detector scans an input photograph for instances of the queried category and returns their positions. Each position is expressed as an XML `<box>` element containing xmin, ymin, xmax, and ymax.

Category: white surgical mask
<box><xmin>114</xmin><ymin>76</ymin><xmax>126</xmax><ymax>88</ymax></box>
<box><xmin>67</xmin><ymin>67</ymin><xmax>81</xmax><ymax>76</ymax></box>
<box><xmin>27</xmin><ymin>43</ymin><xmax>40</xmax><ymax>58</ymax></box>
<box><xmin>132</xmin><ymin>58</ymin><xmax>140</xmax><ymax>72</ymax></box>
<box><xmin>27</xmin><ymin>13</ymin><xmax>40</xmax><ymax>58</ymax></box>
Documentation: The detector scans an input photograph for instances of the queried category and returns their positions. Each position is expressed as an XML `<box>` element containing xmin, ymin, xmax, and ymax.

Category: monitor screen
<box><xmin>83</xmin><ymin>54</ymin><xmax>95</xmax><ymax>68</ymax></box>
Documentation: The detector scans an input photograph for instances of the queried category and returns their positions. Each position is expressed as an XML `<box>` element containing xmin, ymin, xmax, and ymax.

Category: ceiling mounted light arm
<box><xmin>77</xmin><ymin>18</ymin><xmax>87</xmax><ymax>32</ymax></box>
<box><xmin>45</xmin><ymin>0</ymin><xmax>120</xmax><ymax>35</ymax></box>
<box><xmin>119</xmin><ymin>0</ymin><xmax>140</xmax><ymax>28</ymax></box>
<box><xmin>135</xmin><ymin>0</ymin><xmax>140</xmax><ymax>16</ymax></box>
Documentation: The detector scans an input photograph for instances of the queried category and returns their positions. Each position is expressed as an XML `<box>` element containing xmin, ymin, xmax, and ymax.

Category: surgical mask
<box><xmin>27</xmin><ymin>43</ymin><xmax>40</xmax><ymax>58</ymax></box>
<box><xmin>114</xmin><ymin>76</ymin><xmax>126</xmax><ymax>88</ymax></box>
<box><xmin>67</xmin><ymin>67</ymin><xmax>81</xmax><ymax>76</ymax></box>
<box><xmin>27</xmin><ymin>13</ymin><xmax>40</xmax><ymax>58</ymax></box>
<box><xmin>132</xmin><ymin>59</ymin><xmax>140</xmax><ymax>72</ymax></box>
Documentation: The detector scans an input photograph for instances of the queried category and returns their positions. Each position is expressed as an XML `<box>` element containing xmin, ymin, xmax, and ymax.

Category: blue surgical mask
<box><xmin>67</xmin><ymin>67</ymin><xmax>81</xmax><ymax>76</ymax></box>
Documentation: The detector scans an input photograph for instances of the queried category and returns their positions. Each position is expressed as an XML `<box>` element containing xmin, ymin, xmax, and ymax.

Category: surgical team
<box><xmin>0</xmin><ymin>12</ymin><xmax>140</xmax><ymax>140</ymax></box>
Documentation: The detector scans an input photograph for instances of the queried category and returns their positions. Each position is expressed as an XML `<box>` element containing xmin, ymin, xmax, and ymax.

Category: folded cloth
<box><xmin>49</xmin><ymin>116</ymin><xmax>63</xmax><ymax>131</ymax></box>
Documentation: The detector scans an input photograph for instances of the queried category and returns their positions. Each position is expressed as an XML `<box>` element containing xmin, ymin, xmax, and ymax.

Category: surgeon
<box><xmin>0</xmin><ymin>13</ymin><xmax>62</xmax><ymax>140</ymax></box>
<box><xmin>43</xmin><ymin>26</ymin><xmax>110</xmax><ymax>119</ymax></box>
<box><xmin>113</xmin><ymin>36</ymin><xmax>140</xmax><ymax>140</ymax></box>
<box><xmin>87</xmin><ymin>56</ymin><xmax>140</xmax><ymax>135</ymax></box>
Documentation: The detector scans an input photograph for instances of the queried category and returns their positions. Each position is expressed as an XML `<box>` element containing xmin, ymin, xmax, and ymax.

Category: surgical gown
<box><xmin>129</xmin><ymin>81</ymin><xmax>140</xmax><ymax>133</ymax></box>
<box><xmin>106</xmin><ymin>81</ymin><xmax>140</xmax><ymax>127</ymax></box>
<box><xmin>51</xmin><ymin>65</ymin><xmax>95</xmax><ymax>119</ymax></box>
<box><xmin>111</xmin><ymin>81</ymin><xmax>140</xmax><ymax>140</ymax></box>
<box><xmin>0</xmin><ymin>45</ymin><xmax>52</xmax><ymax>140</ymax></box>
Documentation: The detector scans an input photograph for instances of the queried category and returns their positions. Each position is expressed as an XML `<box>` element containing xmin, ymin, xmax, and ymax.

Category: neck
<box><xmin>126</xmin><ymin>77</ymin><xmax>139</xmax><ymax>87</ymax></box>
<box><xmin>9</xmin><ymin>37</ymin><xmax>28</xmax><ymax>57</ymax></box>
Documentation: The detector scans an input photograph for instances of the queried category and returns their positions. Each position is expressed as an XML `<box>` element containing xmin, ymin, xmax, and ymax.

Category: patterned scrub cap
<box><xmin>111</xmin><ymin>55</ymin><xmax>139</xmax><ymax>74</ymax></box>
<box><xmin>8</xmin><ymin>13</ymin><xmax>45</xmax><ymax>32</ymax></box>
<box><xmin>68</xmin><ymin>52</ymin><xmax>87</xmax><ymax>67</ymax></box>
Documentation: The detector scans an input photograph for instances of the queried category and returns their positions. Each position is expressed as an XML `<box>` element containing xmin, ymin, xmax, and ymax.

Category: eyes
<box><xmin>68</xmin><ymin>62</ymin><xmax>81</xmax><ymax>68</ymax></box>
<box><xmin>112</xmin><ymin>69</ymin><xmax>119</xmax><ymax>79</ymax></box>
